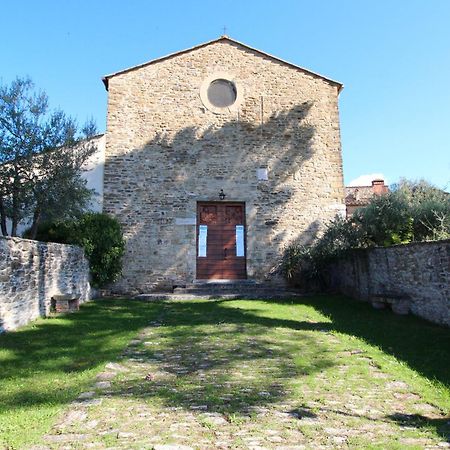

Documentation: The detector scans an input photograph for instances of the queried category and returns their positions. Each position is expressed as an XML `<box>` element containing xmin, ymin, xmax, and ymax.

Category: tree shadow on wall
<box><xmin>104</xmin><ymin>102</ymin><xmax>329</xmax><ymax>290</ymax></box>
<box><xmin>36</xmin><ymin>244</ymin><xmax>48</xmax><ymax>318</ymax></box>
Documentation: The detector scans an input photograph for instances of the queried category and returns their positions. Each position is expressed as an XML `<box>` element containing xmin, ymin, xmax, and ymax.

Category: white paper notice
<box><xmin>198</xmin><ymin>225</ymin><xmax>207</xmax><ymax>257</ymax></box>
<box><xmin>236</xmin><ymin>225</ymin><xmax>244</xmax><ymax>257</ymax></box>
<box><xmin>257</xmin><ymin>168</ymin><xmax>269</xmax><ymax>181</ymax></box>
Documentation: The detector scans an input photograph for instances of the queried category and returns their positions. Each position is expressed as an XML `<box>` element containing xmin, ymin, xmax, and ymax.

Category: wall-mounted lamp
<box><xmin>219</xmin><ymin>189</ymin><xmax>226</xmax><ymax>201</ymax></box>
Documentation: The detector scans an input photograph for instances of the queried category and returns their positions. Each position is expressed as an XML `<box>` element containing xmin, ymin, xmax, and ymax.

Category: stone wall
<box><xmin>327</xmin><ymin>240</ymin><xmax>450</xmax><ymax>327</ymax></box>
<box><xmin>103</xmin><ymin>38</ymin><xmax>345</xmax><ymax>293</ymax></box>
<box><xmin>0</xmin><ymin>237</ymin><xmax>91</xmax><ymax>332</ymax></box>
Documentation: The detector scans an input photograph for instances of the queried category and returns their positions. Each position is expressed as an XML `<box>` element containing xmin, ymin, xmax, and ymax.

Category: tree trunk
<box><xmin>11</xmin><ymin>175</ymin><xmax>19</xmax><ymax>237</ymax></box>
<box><xmin>0</xmin><ymin>197</ymin><xmax>8</xmax><ymax>236</ymax></box>
<box><xmin>29</xmin><ymin>208</ymin><xmax>41</xmax><ymax>240</ymax></box>
<box><xmin>11</xmin><ymin>217</ymin><xmax>17</xmax><ymax>237</ymax></box>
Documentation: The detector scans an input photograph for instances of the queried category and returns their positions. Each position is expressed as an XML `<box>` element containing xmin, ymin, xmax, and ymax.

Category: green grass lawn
<box><xmin>0</xmin><ymin>299</ymin><xmax>166</xmax><ymax>448</ymax></box>
<box><xmin>0</xmin><ymin>296</ymin><xmax>449</xmax><ymax>449</ymax></box>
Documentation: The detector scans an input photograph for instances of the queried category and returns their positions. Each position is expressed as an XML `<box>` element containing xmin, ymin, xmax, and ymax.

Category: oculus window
<box><xmin>207</xmin><ymin>79</ymin><xmax>237</xmax><ymax>108</ymax></box>
<box><xmin>200</xmin><ymin>73</ymin><xmax>242</xmax><ymax>114</ymax></box>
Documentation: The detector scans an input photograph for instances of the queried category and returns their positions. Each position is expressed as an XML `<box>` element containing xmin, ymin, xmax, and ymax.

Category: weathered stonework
<box><xmin>103</xmin><ymin>38</ymin><xmax>345</xmax><ymax>293</ymax></box>
<box><xmin>0</xmin><ymin>237</ymin><xmax>91</xmax><ymax>331</ymax></box>
<box><xmin>327</xmin><ymin>240</ymin><xmax>450</xmax><ymax>327</ymax></box>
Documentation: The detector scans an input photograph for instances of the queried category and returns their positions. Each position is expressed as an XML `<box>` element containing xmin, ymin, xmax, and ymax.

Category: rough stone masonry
<box><xmin>328</xmin><ymin>240</ymin><xmax>450</xmax><ymax>327</ymax></box>
<box><xmin>102</xmin><ymin>37</ymin><xmax>345</xmax><ymax>293</ymax></box>
<box><xmin>0</xmin><ymin>236</ymin><xmax>91</xmax><ymax>331</ymax></box>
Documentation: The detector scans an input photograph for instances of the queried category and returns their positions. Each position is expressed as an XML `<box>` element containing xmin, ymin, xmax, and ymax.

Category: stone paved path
<box><xmin>35</xmin><ymin>301</ymin><xmax>449</xmax><ymax>449</ymax></box>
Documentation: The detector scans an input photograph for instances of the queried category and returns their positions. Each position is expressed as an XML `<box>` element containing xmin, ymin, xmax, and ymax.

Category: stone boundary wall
<box><xmin>0</xmin><ymin>236</ymin><xmax>92</xmax><ymax>332</ymax></box>
<box><xmin>327</xmin><ymin>240</ymin><xmax>450</xmax><ymax>327</ymax></box>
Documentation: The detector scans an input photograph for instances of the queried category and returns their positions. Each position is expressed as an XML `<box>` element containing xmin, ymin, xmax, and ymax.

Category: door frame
<box><xmin>195</xmin><ymin>201</ymin><xmax>247</xmax><ymax>280</ymax></box>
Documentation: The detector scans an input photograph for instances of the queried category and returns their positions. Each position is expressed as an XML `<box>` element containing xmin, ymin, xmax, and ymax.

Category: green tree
<box><xmin>0</xmin><ymin>77</ymin><xmax>97</xmax><ymax>238</ymax></box>
<box><xmin>353</xmin><ymin>190</ymin><xmax>413</xmax><ymax>246</ymax></box>
<box><xmin>394</xmin><ymin>178</ymin><xmax>450</xmax><ymax>240</ymax></box>
<box><xmin>355</xmin><ymin>179</ymin><xmax>450</xmax><ymax>244</ymax></box>
<box><xmin>282</xmin><ymin>179</ymin><xmax>450</xmax><ymax>286</ymax></box>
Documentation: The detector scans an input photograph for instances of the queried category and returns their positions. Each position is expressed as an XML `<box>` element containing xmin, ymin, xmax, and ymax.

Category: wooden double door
<box><xmin>196</xmin><ymin>202</ymin><xmax>247</xmax><ymax>280</ymax></box>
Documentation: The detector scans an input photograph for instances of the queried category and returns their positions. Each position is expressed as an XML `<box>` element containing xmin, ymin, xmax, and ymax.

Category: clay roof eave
<box><xmin>101</xmin><ymin>36</ymin><xmax>343</xmax><ymax>93</ymax></box>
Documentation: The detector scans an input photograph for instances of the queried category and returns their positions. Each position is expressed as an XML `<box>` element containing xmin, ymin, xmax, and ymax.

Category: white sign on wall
<box><xmin>175</xmin><ymin>217</ymin><xmax>196</xmax><ymax>225</ymax></box>
<box><xmin>257</xmin><ymin>168</ymin><xmax>269</xmax><ymax>181</ymax></box>
<box><xmin>236</xmin><ymin>225</ymin><xmax>245</xmax><ymax>257</ymax></box>
<box><xmin>198</xmin><ymin>225</ymin><xmax>207</xmax><ymax>257</ymax></box>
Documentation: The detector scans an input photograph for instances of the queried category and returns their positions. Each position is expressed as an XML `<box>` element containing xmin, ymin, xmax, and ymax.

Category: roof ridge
<box><xmin>102</xmin><ymin>36</ymin><xmax>343</xmax><ymax>92</ymax></box>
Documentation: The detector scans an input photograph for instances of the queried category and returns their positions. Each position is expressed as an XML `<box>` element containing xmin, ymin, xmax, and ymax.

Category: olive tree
<box><xmin>0</xmin><ymin>77</ymin><xmax>97</xmax><ymax>238</ymax></box>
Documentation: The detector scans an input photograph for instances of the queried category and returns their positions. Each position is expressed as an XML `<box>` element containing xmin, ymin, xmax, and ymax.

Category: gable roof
<box><xmin>102</xmin><ymin>36</ymin><xmax>343</xmax><ymax>92</ymax></box>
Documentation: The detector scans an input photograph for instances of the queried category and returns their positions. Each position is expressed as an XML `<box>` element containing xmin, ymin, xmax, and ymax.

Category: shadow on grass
<box><xmin>2</xmin><ymin>294</ymin><xmax>449</xmax><ymax>424</ymax></box>
<box><xmin>0</xmin><ymin>298</ymin><xmax>165</xmax><ymax>413</ymax></box>
<box><xmin>387</xmin><ymin>412</ymin><xmax>450</xmax><ymax>443</ymax></box>
<box><xmin>0</xmin><ymin>297</ymin><xmax>336</xmax><ymax>418</ymax></box>
<box><xmin>154</xmin><ymin>295</ymin><xmax>450</xmax><ymax>389</ymax></box>
<box><xmin>108</xmin><ymin>295</ymin><xmax>450</xmax><ymax>418</ymax></box>
<box><xmin>287</xmin><ymin>404</ymin><xmax>450</xmax><ymax>442</ymax></box>
<box><xmin>264</xmin><ymin>295</ymin><xmax>450</xmax><ymax>389</ymax></box>
<box><xmin>107</xmin><ymin>298</ymin><xmax>336</xmax><ymax>415</ymax></box>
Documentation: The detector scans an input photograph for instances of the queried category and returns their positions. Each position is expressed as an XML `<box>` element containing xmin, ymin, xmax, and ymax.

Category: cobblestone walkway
<box><xmin>36</xmin><ymin>300</ymin><xmax>449</xmax><ymax>449</ymax></box>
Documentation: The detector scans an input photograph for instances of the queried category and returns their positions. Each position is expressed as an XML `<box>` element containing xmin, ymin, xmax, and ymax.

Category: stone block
<box><xmin>391</xmin><ymin>301</ymin><xmax>410</xmax><ymax>315</ymax></box>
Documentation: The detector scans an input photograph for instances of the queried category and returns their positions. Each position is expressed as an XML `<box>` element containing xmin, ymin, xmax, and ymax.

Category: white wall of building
<box><xmin>5</xmin><ymin>134</ymin><xmax>105</xmax><ymax>237</ymax></box>
<box><xmin>82</xmin><ymin>134</ymin><xmax>105</xmax><ymax>212</ymax></box>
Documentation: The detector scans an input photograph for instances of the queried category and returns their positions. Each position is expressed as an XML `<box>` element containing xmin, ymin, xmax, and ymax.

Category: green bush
<box><xmin>29</xmin><ymin>213</ymin><xmax>125</xmax><ymax>288</ymax></box>
<box><xmin>71</xmin><ymin>213</ymin><xmax>125</xmax><ymax>288</ymax></box>
<box><xmin>281</xmin><ymin>215</ymin><xmax>368</xmax><ymax>287</ymax></box>
<box><xmin>355</xmin><ymin>179</ymin><xmax>450</xmax><ymax>245</ymax></box>
<box><xmin>24</xmin><ymin>220</ymin><xmax>75</xmax><ymax>243</ymax></box>
<box><xmin>354</xmin><ymin>190</ymin><xmax>413</xmax><ymax>246</ymax></box>
<box><xmin>282</xmin><ymin>179</ymin><xmax>450</xmax><ymax>287</ymax></box>
<box><xmin>399</xmin><ymin>179</ymin><xmax>450</xmax><ymax>240</ymax></box>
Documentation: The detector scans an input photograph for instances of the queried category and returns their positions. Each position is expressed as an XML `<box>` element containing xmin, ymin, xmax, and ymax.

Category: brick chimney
<box><xmin>372</xmin><ymin>179</ymin><xmax>388</xmax><ymax>195</ymax></box>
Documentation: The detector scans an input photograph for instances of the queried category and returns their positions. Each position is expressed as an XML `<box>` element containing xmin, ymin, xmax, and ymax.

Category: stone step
<box><xmin>192</xmin><ymin>279</ymin><xmax>257</xmax><ymax>285</ymax></box>
<box><xmin>181</xmin><ymin>284</ymin><xmax>258</xmax><ymax>292</ymax></box>
<box><xmin>133</xmin><ymin>280</ymin><xmax>303</xmax><ymax>301</ymax></box>
<box><xmin>174</xmin><ymin>281</ymin><xmax>282</xmax><ymax>293</ymax></box>
<box><xmin>173</xmin><ymin>286</ymin><xmax>273</xmax><ymax>293</ymax></box>
<box><xmin>135</xmin><ymin>288</ymin><xmax>303</xmax><ymax>302</ymax></box>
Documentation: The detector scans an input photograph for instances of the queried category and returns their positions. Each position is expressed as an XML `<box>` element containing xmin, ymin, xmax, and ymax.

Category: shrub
<box><xmin>354</xmin><ymin>191</ymin><xmax>413</xmax><ymax>246</ymax></box>
<box><xmin>356</xmin><ymin>179</ymin><xmax>450</xmax><ymax>245</ymax></box>
<box><xmin>28</xmin><ymin>213</ymin><xmax>125</xmax><ymax>288</ymax></box>
<box><xmin>280</xmin><ymin>242</ymin><xmax>309</xmax><ymax>281</ymax></box>
<box><xmin>398</xmin><ymin>179</ymin><xmax>450</xmax><ymax>240</ymax></box>
<box><xmin>24</xmin><ymin>220</ymin><xmax>75</xmax><ymax>243</ymax></box>
<box><xmin>70</xmin><ymin>213</ymin><xmax>125</xmax><ymax>288</ymax></box>
<box><xmin>281</xmin><ymin>215</ymin><xmax>368</xmax><ymax>288</ymax></box>
<box><xmin>281</xmin><ymin>179</ymin><xmax>450</xmax><ymax>287</ymax></box>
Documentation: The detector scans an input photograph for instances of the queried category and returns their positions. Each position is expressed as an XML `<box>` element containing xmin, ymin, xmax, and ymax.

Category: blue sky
<box><xmin>1</xmin><ymin>0</ymin><xmax>449</xmax><ymax>190</ymax></box>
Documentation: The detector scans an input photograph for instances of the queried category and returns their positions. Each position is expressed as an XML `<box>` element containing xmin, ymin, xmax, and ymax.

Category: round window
<box><xmin>207</xmin><ymin>79</ymin><xmax>237</xmax><ymax>108</ymax></box>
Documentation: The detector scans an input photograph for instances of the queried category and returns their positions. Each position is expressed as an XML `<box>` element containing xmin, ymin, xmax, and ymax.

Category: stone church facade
<box><xmin>102</xmin><ymin>36</ymin><xmax>345</xmax><ymax>293</ymax></box>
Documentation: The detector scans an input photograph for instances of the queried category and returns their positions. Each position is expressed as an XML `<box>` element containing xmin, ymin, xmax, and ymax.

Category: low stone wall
<box><xmin>0</xmin><ymin>236</ymin><xmax>91</xmax><ymax>332</ymax></box>
<box><xmin>327</xmin><ymin>240</ymin><xmax>450</xmax><ymax>327</ymax></box>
